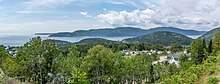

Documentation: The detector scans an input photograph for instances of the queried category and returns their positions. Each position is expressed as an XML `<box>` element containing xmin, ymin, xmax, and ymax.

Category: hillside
<box><xmin>44</xmin><ymin>39</ymin><xmax>72</xmax><ymax>46</ymax></box>
<box><xmin>49</xmin><ymin>27</ymin><xmax>146</xmax><ymax>37</ymax></box>
<box><xmin>74</xmin><ymin>38</ymin><xmax>116</xmax><ymax>45</ymax></box>
<box><xmin>123</xmin><ymin>31</ymin><xmax>193</xmax><ymax>46</ymax></box>
<box><xmin>200</xmin><ymin>27</ymin><xmax>220</xmax><ymax>41</ymax></box>
<box><xmin>35</xmin><ymin>33</ymin><xmax>54</xmax><ymax>35</ymax></box>
<box><xmin>146</xmin><ymin>27</ymin><xmax>206</xmax><ymax>36</ymax></box>
<box><xmin>48</xmin><ymin>27</ymin><xmax>206</xmax><ymax>37</ymax></box>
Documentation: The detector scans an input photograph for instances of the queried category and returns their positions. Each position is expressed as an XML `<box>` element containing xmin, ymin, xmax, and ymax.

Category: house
<box><xmin>120</xmin><ymin>50</ymin><xmax>139</xmax><ymax>56</ymax></box>
<box><xmin>167</xmin><ymin>52</ymin><xmax>191</xmax><ymax>65</ymax></box>
<box><xmin>157</xmin><ymin>51</ymin><xmax>163</xmax><ymax>54</ymax></box>
<box><xmin>152</xmin><ymin>56</ymin><xmax>167</xmax><ymax>65</ymax></box>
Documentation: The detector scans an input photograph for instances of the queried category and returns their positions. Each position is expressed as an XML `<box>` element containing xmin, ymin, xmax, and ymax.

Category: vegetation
<box><xmin>208</xmin><ymin>77</ymin><xmax>219</xmax><ymax>84</ymax></box>
<box><xmin>201</xmin><ymin>27</ymin><xmax>220</xmax><ymax>41</ymax></box>
<box><xmin>170</xmin><ymin>43</ymin><xmax>184</xmax><ymax>53</ymax></box>
<box><xmin>0</xmin><ymin>30</ymin><xmax>220</xmax><ymax>84</ymax></box>
<box><xmin>162</xmin><ymin>31</ymin><xmax>220</xmax><ymax>84</ymax></box>
<box><xmin>49</xmin><ymin>27</ymin><xmax>206</xmax><ymax>37</ymax></box>
<box><xmin>123</xmin><ymin>31</ymin><xmax>193</xmax><ymax>46</ymax></box>
<box><xmin>74</xmin><ymin>38</ymin><xmax>116</xmax><ymax>45</ymax></box>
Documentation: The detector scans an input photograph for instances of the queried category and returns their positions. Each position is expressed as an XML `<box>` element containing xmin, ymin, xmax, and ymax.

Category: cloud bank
<box><xmin>96</xmin><ymin>0</ymin><xmax>220</xmax><ymax>29</ymax></box>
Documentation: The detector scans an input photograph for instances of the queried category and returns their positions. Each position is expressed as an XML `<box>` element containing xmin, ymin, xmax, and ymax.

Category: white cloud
<box><xmin>23</xmin><ymin>0</ymin><xmax>75</xmax><ymax>8</ymax></box>
<box><xmin>80</xmin><ymin>11</ymin><xmax>92</xmax><ymax>18</ymax></box>
<box><xmin>80</xmin><ymin>12</ymin><xmax>87</xmax><ymax>16</ymax></box>
<box><xmin>96</xmin><ymin>0</ymin><xmax>220</xmax><ymax>30</ymax></box>
<box><xmin>106</xmin><ymin>1</ymin><xmax>126</xmax><ymax>5</ymax></box>
<box><xmin>16</xmin><ymin>10</ymin><xmax>35</xmax><ymax>14</ymax></box>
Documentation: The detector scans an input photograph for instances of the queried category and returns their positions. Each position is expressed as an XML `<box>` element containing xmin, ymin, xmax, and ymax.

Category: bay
<box><xmin>0</xmin><ymin>34</ymin><xmax>201</xmax><ymax>46</ymax></box>
<box><xmin>0</xmin><ymin>35</ymin><xmax>132</xmax><ymax>46</ymax></box>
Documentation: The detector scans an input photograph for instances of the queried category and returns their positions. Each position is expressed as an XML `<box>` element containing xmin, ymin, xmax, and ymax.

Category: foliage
<box><xmin>2</xmin><ymin>37</ymin><xmax>61</xmax><ymax>83</ymax></box>
<box><xmin>212</xmin><ymin>30</ymin><xmax>220</xmax><ymax>54</ymax></box>
<box><xmin>124</xmin><ymin>31</ymin><xmax>193</xmax><ymax>46</ymax></box>
<box><xmin>208</xmin><ymin>77</ymin><xmax>219</xmax><ymax>84</ymax></box>
<box><xmin>190</xmin><ymin>38</ymin><xmax>206</xmax><ymax>64</ymax></box>
<box><xmin>1</xmin><ymin>33</ymin><xmax>220</xmax><ymax>84</ymax></box>
<box><xmin>207</xmin><ymin>39</ymin><xmax>213</xmax><ymax>54</ymax></box>
<box><xmin>82</xmin><ymin>45</ymin><xmax>115</xmax><ymax>83</ymax></box>
<box><xmin>0</xmin><ymin>45</ymin><xmax>9</xmax><ymax>68</ymax></box>
<box><xmin>75</xmin><ymin>38</ymin><xmax>116</xmax><ymax>45</ymax></box>
<box><xmin>170</xmin><ymin>43</ymin><xmax>183</xmax><ymax>53</ymax></box>
<box><xmin>71</xmin><ymin>68</ymin><xmax>88</xmax><ymax>84</ymax></box>
<box><xmin>162</xmin><ymin>51</ymin><xmax>220</xmax><ymax>84</ymax></box>
<box><xmin>50</xmin><ymin>27</ymin><xmax>205</xmax><ymax>37</ymax></box>
<box><xmin>201</xmin><ymin>27</ymin><xmax>220</xmax><ymax>41</ymax></box>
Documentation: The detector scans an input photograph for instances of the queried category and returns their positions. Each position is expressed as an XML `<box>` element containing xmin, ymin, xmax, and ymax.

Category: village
<box><xmin>5</xmin><ymin>44</ymin><xmax>192</xmax><ymax>66</ymax></box>
<box><xmin>119</xmin><ymin>47</ymin><xmax>191</xmax><ymax>66</ymax></box>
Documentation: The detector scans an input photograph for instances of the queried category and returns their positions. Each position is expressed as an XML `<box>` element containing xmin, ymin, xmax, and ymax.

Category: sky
<box><xmin>0</xmin><ymin>0</ymin><xmax>220</xmax><ymax>35</ymax></box>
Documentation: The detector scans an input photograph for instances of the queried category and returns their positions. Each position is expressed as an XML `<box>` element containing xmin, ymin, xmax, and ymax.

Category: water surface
<box><xmin>0</xmin><ymin>35</ymin><xmax>132</xmax><ymax>46</ymax></box>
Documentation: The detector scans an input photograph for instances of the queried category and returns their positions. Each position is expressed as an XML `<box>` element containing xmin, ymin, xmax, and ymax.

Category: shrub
<box><xmin>208</xmin><ymin>77</ymin><xmax>219</xmax><ymax>84</ymax></box>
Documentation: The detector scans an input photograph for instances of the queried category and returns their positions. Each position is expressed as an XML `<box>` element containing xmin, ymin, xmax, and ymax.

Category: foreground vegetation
<box><xmin>0</xmin><ymin>31</ymin><xmax>220</xmax><ymax>84</ymax></box>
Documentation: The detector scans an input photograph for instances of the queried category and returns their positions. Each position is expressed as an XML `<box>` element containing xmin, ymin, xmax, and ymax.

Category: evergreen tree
<box><xmin>212</xmin><ymin>30</ymin><xmax>220</xmax><ymax>55</ymax></box>
<box><xmin>190</xmin><ymin>38</ymin><xmax>206</xmax><ymax>64</ymax></box>
<box><xmin>207</xmin><ymin>39</ymin><xmax>213</xmax><ymax>54</ymax></box>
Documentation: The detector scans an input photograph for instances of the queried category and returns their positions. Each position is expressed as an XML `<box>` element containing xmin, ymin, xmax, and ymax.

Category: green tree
<box><xmin>55</xmin><ymin>45</ymin><xmax>81</xmax><ymax>83</ymax></box>
<box><xmin>207</xmin><ymin>39</ymin><xmax>213</xmax><ymax>54</ymax></box>
<box><xmin>0</xmin><ymin>45</ymin><xmax>9</xmax><ymax>68</ymax></box>
<box><xmin>71</xmin><ymin>68</ymin><xmax>88</xmax><ymax>84</ymax></box>
<box><xmin>170</xmin><ymin>43</ymin><xmax>183</xmax><ymax>53</ymax></box>
<box><xmin>179</xmin><ymin>54</ymin><xmax>194</xmax><ymax>70</ymax></box>
<box><xmin>190</xmin><ymin>38</ymin><xmax>206</xmax><ymax>64</ymax></box>
<box><xmin>167</xmin><ymin>63</ymin><xmax>178</xmax><ymax>75</ymax></box>
<box><xmin>82</xmin><ymin>45</ymin><xmax>115</xmax><ymax>84</ymax></box>
<box><xmin>8</xmin><ymin>37</ymin><xmax>61</xmax><ymax>83</ymax></box>
<box><xmin>212</xmin><ymin>30</ymin><xmax>220</xmax><ymax>54</ymax></box>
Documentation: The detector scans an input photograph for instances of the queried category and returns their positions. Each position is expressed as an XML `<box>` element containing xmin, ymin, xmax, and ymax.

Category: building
<box><xmin>120</xmin><ymin>50</ymin><xmax>139</xmax><ymax>56</ymax></box>
<box><xmin>167</xmin><ymin>52</ymin><xmax>191</xmax><ymax>65</ymax></box>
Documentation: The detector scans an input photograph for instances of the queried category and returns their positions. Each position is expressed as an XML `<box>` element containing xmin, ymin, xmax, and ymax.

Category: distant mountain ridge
<box><xmin>48</xmin><ymin>27</ymin><xmax>206</xmax><ymax>37</ymax></box>
<box><xmin>35</xmin><ymin>33</ymin><xmax>55</xmax><ymax>35</ymax></box>
<box><xmin>200</xmin><ymin>27</ymin><xmax>220</xmax><ymax>41</ymax></box>
<box><xmin>123</xmin><ymin>31</ymin><xmax>193</xmax><ymax>46</ymax></box>
<box><xmin>145</xmin><ymin>27</ymin><xmax>206</xmax><ymax>36</ymax></box>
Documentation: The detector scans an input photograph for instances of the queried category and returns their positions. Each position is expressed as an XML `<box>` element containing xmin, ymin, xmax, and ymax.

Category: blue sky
<box><xmin>0</xmin><ymin>0</ymin><xmax>220</xmax><ymax>35</ymax></box>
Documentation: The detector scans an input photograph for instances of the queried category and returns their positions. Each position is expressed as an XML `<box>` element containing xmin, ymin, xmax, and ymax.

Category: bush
<box><xmin>208</xmin><ymin>77</ymin><xmax>219</xmax><ymax>84</ymax></box>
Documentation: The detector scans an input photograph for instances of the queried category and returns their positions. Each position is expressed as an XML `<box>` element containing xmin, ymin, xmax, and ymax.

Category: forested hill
<box><xmin>123</xmin><ymin>31</ymin><xmax>193</xmax><ymax>46</ymax></box>
<box><xmin>74</xmin><ymin>38</ymin><xmax>116</xmax><ymax>45</ymax></box>
<box><xmin>200</xmin><ymin>27</ymin><xmax>220</xmax><ymax>41</ymax></box>
<box><xmin>49</xmin><ymin>27</ymin><xmax>146</xmax><ymax>37</ymax></box>
<box><xmin>48</xmin><ymin>27</ymin><xmax>206</xmax><ymax>37</ymax></box>
<box><xmin>145</xmin><ymin>27</ymin><xmax>206</xmax><ymax>36</ymax></box>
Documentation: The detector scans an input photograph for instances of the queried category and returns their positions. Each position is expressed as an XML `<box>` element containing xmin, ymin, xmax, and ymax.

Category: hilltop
<box><xmin>74</xmin><ymin>38</ymin><xmax>116</xmax><ymax>45</ymax></box>
<box><xmin>123</xmin><ymin>31</ymin><xmax>193</xmax><ymax>46</ymax></box>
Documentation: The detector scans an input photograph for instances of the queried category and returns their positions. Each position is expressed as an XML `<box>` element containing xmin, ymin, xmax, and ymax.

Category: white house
<box><xmin>167</xmin><ymin>52</ymin><xmax>191</xmax><ymax>65</ymax></box>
